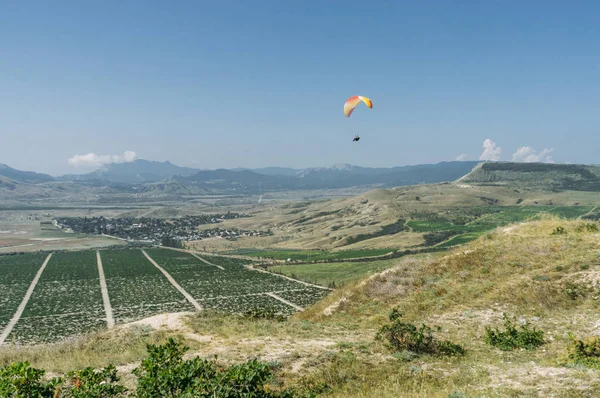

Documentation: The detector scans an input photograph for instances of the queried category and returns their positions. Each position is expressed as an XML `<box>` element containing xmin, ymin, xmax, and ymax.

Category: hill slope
<box><xmin>0</xmin><ymin>164</ymin><xmax>54</xmax><ymax>183</ymax></box>
<box><xmin>3</xmin><ymin>218</ymin><xmax>600</xmax><ymax>397</ymax></box>
<box><xmin>459</xmin><ymin>161</ymin><xmax>600</xmax><ymax>191</ymax></box>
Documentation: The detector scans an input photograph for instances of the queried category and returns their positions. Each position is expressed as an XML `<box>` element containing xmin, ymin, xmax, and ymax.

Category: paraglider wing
<box><xmin>344</xmin><ymin>96</ymin><xmax>373</xmax><ymax>117</ymax></box>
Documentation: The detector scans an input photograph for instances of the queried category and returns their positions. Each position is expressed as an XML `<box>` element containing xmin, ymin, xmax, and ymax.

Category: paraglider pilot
<box><xmin>353</xmin><ymin>135</ymin><xmax>360</xmax><ymax>142</ymax></box>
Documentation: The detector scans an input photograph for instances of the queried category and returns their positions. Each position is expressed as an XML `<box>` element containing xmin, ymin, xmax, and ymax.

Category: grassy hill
<box><xmin>459</xmin><ymin>161</ymin><xmax>600</xmax><ymax>191</ymax></box>
<box><xmin>3</xmin><ymin>217</ymin><xmax>600</xmax><ymax>396</ymax></box>
<box><xmin>193</xmin><ymin>177</ymin><xmax>600</xmax><ymax>253</ymax></box>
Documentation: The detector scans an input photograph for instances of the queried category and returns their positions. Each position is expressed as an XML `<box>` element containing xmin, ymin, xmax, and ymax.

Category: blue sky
<box><xmin>1</xmin><ymin>1</ymin><xmax>599</xmax><ymax>175</ymax></box>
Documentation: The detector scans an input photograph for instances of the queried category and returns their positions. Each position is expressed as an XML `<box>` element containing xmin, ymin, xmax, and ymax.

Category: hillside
<box><xmin>3</xmin><ymin>218</ymin><xmax>600</xmax><ymax>396</ymax></box>
<box><xmin>193</xmin><ymin>180</ymin><xmax>600</xmax><ymax>253</ymax></box>
<box><xmin>0</xmin><ymin>164</ymin><xmax>54</xmax><ymax>183</ymax></box>
<box><xmin>459</xmin><ymin>161</ymin><xmax>600</xmax><ymax>191</ymax></box>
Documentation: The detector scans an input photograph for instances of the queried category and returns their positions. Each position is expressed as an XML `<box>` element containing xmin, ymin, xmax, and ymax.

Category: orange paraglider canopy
<box><xmin>343</xmin><ymin>96</ymin><xmax>373</xmax><ymax>117</ymax></box>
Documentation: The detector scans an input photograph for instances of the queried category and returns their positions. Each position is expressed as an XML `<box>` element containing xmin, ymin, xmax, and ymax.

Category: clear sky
<box><xmin>2</xmin><ymin>1</ymin><xmax>599</xmax><ymax>175</ymax></box>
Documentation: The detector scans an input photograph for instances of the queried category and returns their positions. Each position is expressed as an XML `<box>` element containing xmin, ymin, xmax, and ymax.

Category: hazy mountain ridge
<box><xmin>0</xmin><ymin>163</ymin><xmax>54</xmax><ymax>183</ymax></box>
<box><xmin>3</xmin><ymin>160</ymin><xmax>600</xmax><ymax>204</ymax></box>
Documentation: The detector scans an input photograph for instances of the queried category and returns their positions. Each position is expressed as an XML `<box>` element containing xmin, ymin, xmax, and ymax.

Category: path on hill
<box><xmin>0</xmin><ymin>253</ymin><xmax>52</xmax><ymax>345</ymax></box>
<box><xmin>244</xmin><ymin>265</ymin><xmax>333</xmax><ymax>291</ymax></box>
<box><xmin>96</xmin><ymin>251</ymin><xmax>115</xmax><ymax>329</ymax></box>
<box><xmin>580</xmin><ymin>206</ymin><xmax>598</xmax><ymax>220</ymax></box>
<box><xmin>188</xmin><ymin>253</ymin><xmax>225</xmax><ymax>270</ymax></box>
<box><xmin>266</xmin><ymin>292</ymin><xmax>304</xmax><ymax>311</ymax></box>
<box><xmin>141</xmin><ymin>249</ymin><xmax>203</xmax><ymax>311</ymax></box>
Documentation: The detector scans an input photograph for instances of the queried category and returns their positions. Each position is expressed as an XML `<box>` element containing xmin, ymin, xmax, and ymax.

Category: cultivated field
<box><xmin>0</xmin><ymin>247</ymin><xmax>331</xmax><ymax>345</ymax></box>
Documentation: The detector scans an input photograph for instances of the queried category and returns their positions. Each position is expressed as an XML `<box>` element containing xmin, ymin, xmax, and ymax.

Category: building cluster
<box><xmin>54</xmin><ymin>213</ymin><xmax>272</xmax><ymax>244</ymax></box>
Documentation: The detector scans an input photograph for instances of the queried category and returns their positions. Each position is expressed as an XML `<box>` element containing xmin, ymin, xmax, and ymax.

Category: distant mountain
<box><xmin>247</xmin><ymin>167</ymin><xmax>301</xmax><ymax>177</ymax></box>
<box><xmin>459</xmin><ymin>161</ymin><xmax>600</xmax><ymax>191</ymax></box>
<box><xmin>0</xmin><ymin>163</ymin><xmax>54</xmax><ymax>183</ymax></box>
<box><xmin>178</xmin><ymin>161</ymin><xmax>481</xmax><ymax>192</ymax></box>
<box><xmin>59</xmin><ymin>160</ymin><xmax>201</xmax><ymax>183</ymax></box>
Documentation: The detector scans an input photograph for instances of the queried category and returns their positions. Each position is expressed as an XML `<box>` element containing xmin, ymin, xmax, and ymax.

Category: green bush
<box><xmin>63</xmin><ymin>365</ymin><xmax>126</xmax><ymax>397</ymax></box>
<box><xmin>0</xmin><ymin>362</ymin><xmax>62</xmax><ymax>398</ymax></box>
<box><xmin>375</xmin><ymin>308</ymin><xmax>465</xmax><ymax>357</ymax></box>
<box><xmin>132</xmin><ymin>338</ymin><xmax>271</xmax><ymax>397</ymax></box>
<box><xmin>484</xmin><ymin>314</ymin><xmax>545</xmax><ymax>351</ymax></box>
<box><xmin>132</xmin><ymin>337</ymin><xmax>316</xmax><ymax>397</ymax></box>
<box><xmin>0</xmin><ymin>340</ymin><xmax>320</xmax><ymax>397</ymax></box>
<box><xmin>575</xmin><ymin>223</ymin><xmax>599</xmax><ymax>233</ymax></box>
<box><xmin>564</xmin><ymin>281</ymin><xmax>586</xmax><ymax>300</ymax></box>
<box><xmin>551</xmin><ymin>226</ymin><xmax>567</xmax><ymax>235</ymax></box>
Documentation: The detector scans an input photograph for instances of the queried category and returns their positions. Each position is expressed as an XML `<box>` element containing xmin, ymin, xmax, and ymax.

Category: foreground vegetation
<box><xmin>3</xmin><ymin>217</ymin><xmax>600</xmax><ymax>396</ymax></box>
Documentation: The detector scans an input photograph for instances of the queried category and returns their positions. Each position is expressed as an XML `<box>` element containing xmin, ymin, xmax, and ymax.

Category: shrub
<box><xmin>551</xmin><ymin>226</ymin><xmax>567</xmax><ymax>235</ymax></box>
<box><xmin>375</xmin><ymin>308</ymin><xmax>465</xmax><ymax>357</ymax></box>
<box><xmin>0</xmin><ymin>362</ymin><xmax>62</xmax><ymax>398</ymax></box>
<box><xmin>132</xmin><ymin>337</ymin><xmax>314</xmax><ymax>397</ymax></box>
<box><xmin>575</xmin><ymin>223</ymin><xmax>599</xmax><ymax>233</ymax></box>
<box><xmin>484</xmin><ymin>314</ymin><xmax>545</xmax><ymax>351</ymax></box>
<box><xmin>1</xmin><ymin>340</ymin><xmax>319</xmax><ymax>398</ymax></box>
<box><xmin>564</xmin><ymin>281</ymin><xmax>586</xmax><ymax>300</ymax></box>
<box><xmin>566</xmin><ymin>335</ymin><xmax>600</xmax><ymax>368</ymax></box>
<box><xmin>63</xmin><ymin>365</ymin><xmax>127</xmax><ymax>397</ymax></box>
<box><xmin>133</xmin><ymin>338</ymin><xmax>273</xmax><ymax>397</ymax></box>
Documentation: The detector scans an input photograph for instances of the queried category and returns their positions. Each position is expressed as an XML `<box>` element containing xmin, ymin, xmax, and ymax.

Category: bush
<box><xmin>566</xmin><ymin>335</ymin><xmax>600</xmax><ymax>368</ymax></box>
<box><xmin>551</xmin><ymin>226</ymin><xmax>567</xmax><ymax>235</ymax></box>
<box><xmin>375</xmin><ymin>308</ymin><xmax>465</xmax><ymax>357</ymax></box>
<box><xmin>1</xmin><ymin>340</ymin><xmax>319</xmax><ymax>398</ymax></box>
<box><xmin>133</xmin><ymin>337</ymin><xmax>272</xmax><ymax>397</ymax></box>
<box><xmin>575</xmin><ymin>223</ymin><xmax>599</xmax><ymax>233</ymax></box>
<box><xmin>564</xmin><ymin>281</ymin><xmax>586</xmax><ymax>300</ymax></box>
<box><xmin>484</xmin><ymin>314</ymin><xmax>545</xmax><ymax>351</ymax></box>
<box><xmin>0</xmin><ymin>362</ymin><xmax>62</xmax><ymax>398</ymax></box>
<box><xmin>63</xmin><ymin>365</ymin><xmax>126</xmax><ymax>397</ymax></box>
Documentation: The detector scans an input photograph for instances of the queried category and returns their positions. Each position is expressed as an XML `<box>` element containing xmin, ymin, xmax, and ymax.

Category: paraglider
<box><xmin>344</xmin><ymin>96</ymin><xmax>373</xmax><ymax>117</ymax></box>
<box><xmin>344</xmin><ymin>96</ymin><xmax>372</xmax><ymax>142</ymax></box>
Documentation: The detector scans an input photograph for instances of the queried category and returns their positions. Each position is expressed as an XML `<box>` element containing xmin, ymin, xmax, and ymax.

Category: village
<box><xmin>54</xmin><ymin>213</ymin><xmax>273</xmax><ymax>244</ymax></box>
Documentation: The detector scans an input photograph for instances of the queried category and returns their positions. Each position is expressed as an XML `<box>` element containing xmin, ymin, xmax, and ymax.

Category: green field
<box><xmin>269</xmin><ymin>253</ymin><xmax>443</xmax><ymax>287</ymax></box>
<box><xmin>437</xmin><ymin>232</ymin><xmax>483</xmax><ymax>248</ymax></box>
<box><xmin>226</xmin><ymin>248</ymin><xmax>396</xmax><ymax>261</ymax></box>
<box><xmin>409</xmin><ymin>206</ymin><xmax>593</xmax><ymax>248</ymax></box>
<box><xmin>0</xmin><ymin>248</ymin><xmax>331</xmax><ymax>345</ymax></box>
<box><xmin>9</xmin><ymin>251</ymin><xmax>105</xmax><ymax>344</ymax></box>
<box><xmin>0</xmin><ymin>253</ymin><xmax>48</xmax><ymax>333</ymax></box>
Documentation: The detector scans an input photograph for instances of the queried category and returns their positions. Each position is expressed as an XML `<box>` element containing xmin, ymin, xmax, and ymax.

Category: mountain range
<box><xmin>3</xmin><ymin>159</ymin><xmax>598</xmax><ymax>204</ymax></box>
<box><xmin>0</xmin><ymin>159</ymin><xmax>481</xmax><ymax>189</ymax></box>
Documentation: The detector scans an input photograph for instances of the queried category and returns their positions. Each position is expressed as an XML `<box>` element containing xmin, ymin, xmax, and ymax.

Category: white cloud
<box><xmin>455</xmin><ymin>153</ymin><xmax>468</xmax><ymax>161</ymax></box>
<box><xmin>68</xmin><ymin>150</ymin><xmax>138</xmax><ymax>168</ymax></box>
<box><xmin>479</xmin><ymin>138</ymin><xmax>501</xmax><ymax>161</ymax></box>
<box><xmin>511</xmin><ymin>147</ymin><xmax>555</xmax><ymax>163</ymax></box>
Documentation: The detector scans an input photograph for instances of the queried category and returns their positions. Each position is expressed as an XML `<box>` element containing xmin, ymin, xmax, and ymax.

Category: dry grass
<box><xmin>0</xmin><ymin>325</ymin><xmax>177</xmax><ymax>373</ymax></box>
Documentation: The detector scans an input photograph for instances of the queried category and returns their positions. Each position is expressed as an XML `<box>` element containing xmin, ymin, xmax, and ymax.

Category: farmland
<box><xmin>0</xmin><ymin>253</ymin><xmax>48</xmax><ymax>333</ymax></box>
<box><xmin>8</xmin><ymin>251</ymin><xmax>105</xmax><ymax>344</ymax></box>
<box><xmin>0</xmin><ymin>247</ymin><xmax>331</xmax><ymax>345</ymax></box>
<box><xmin>225</xmin><ymin>248</ymin><xmax>395</xmax><ymax>262</ymax></box>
